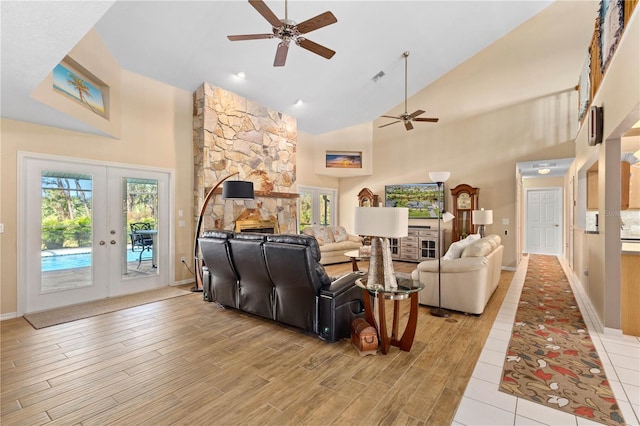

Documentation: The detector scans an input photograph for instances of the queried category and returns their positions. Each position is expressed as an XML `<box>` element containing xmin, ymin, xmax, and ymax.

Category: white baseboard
<box><xmin>172</xmin><ymin>278</ymin><xmax>195</xmax><ymax>286</ymax></box>
<box><xmin>1</xmin><ymin>312</ymin><xmax>18</xmax><ymax>321</ymax></box>
<box><xmin>501</xmin><ymin>266</ymin><xmax>517</xmax><ymax>272</ymax></box>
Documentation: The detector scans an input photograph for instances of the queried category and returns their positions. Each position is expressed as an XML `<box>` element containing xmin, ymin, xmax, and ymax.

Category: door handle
<box><xmin>554</xmin><ymin>224</ymin><xmax>559</xmax><ymax>227</ymax></box>
<box><xmin>110</xmin><ymin>240</ymin><xmax>116</xmax><ymax>245</ymax></box>
<box><xmin>99</xmin><ymin>241</ymin><xmax>106</xmax><ymax>245</ymax></box>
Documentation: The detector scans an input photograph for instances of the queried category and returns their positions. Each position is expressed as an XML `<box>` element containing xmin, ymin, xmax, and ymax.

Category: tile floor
<box><xmin>453</xmin><ymin>255</ymin><xmax>640</xmax><ymax>426</ymax></box>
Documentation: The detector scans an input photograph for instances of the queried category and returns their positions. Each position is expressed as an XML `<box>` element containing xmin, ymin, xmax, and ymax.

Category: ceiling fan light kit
<box><xmin>228</xmin><ymin>0</ymin><xmax>337</xmax><ymax>67</ymax></box>
<box><xmin>379</xmin><ymin>51</ymin><xmax>440</xmax><ymax>131</ymax></box>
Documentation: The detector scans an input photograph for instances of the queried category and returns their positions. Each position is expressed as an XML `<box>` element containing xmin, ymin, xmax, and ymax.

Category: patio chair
<box><xmin>130</xmin><ymin>222</ymin><xmax>153</xmax><ymax>268</ymax></box>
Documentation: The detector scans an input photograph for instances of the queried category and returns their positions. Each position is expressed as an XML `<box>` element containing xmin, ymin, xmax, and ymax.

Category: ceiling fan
<box><xmin>227</xmin><ymin>0</ymin><xmax>337</xmax><ymax>67</ymax></box>
<box><xmin>379</xmin><ymin>51</ymin><xmax>439</xmax><ymax>131</ymax></box>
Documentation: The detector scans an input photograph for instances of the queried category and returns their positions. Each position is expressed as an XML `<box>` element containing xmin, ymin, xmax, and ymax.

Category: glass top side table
<box><xmin>356</xmin><ymin>276</ymin><xmax>424</xmax><ymax>354</ymax></box>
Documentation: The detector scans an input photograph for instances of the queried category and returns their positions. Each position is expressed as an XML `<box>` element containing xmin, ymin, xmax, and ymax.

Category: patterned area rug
<box><xmin>499</xmin><ymin>254</ymin><xmax>625</xmax><ymax>425</ymax></box>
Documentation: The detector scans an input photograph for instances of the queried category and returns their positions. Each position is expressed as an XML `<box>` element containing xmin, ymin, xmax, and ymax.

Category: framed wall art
<box><xmin>325</xmin><ymin>151</ymin><xmax>362</xmax><ymax>169</ymax></box>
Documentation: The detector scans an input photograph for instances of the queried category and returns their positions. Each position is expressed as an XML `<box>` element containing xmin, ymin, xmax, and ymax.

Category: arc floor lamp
<box><xmin>192</xmin><ymin>172</ymin><xmax>254</xmax><ymax>292</ymax></box>
<box><xmin>429</xmin><ymin>171</ymin><xmax>455</xmax><ymax>318</ymax></box>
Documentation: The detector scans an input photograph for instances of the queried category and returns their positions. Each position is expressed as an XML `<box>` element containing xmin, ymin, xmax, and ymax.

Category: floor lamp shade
<box><xmin>354</xmin><ymin>207</ymin><xmax>408</xmax><ymax>289</ymax></box>
<box><xmin>472</xmin><ymin>208</ymin><xmax>493</xmax><ymax>238</ymax></box>
<box><xmin>222</xmin><ymin>180</ymin><xmax>254</xmax><ymax>199</ymax></box>
<box><xmin>428</xmin><ymin>171</ymin><xmax>451</xmax><ymax>183</ymax></box>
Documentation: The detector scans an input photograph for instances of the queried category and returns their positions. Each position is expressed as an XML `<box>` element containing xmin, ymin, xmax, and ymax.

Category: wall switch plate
<box><xmin>178</xmin><ymin>209</ymin><xmax>183</xmax><ymax>217</ymax></box>
<box><xmin>178</xmin><ymin>220</ymin><xmax>185</xmax><ymax>227</ymax></box>
<box><xmin>0</xmin><ymin>223</ymin><xmax>4</xmax><ymax>233</ymax></box>
<box><xmin>502</xmin><ymin>218</ymin><xmax>509</xmax><ymax>225</ymax></box>
<box><xmin>180</xmin><ymin>256</ymin><xmax>185</xmax><ymax>263</ymax></box>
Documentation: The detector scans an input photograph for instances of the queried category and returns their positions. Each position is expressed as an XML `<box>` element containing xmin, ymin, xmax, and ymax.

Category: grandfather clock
<box><xmin>450</xmin><ymin>184</ymin><xmax>479</xmax><ymax>242</ymax></box>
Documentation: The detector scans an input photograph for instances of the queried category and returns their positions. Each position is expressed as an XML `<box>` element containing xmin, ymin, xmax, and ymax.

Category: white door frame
<box><xmin>524</xmin><ymin>187</ymin><xmax>563</xmax><ymax>255</ymax></box>
<box><xmin>17</xmin><ymin>152</ymin><xmax>175</xmax><ymax>316</ymax></box>
<box><xmin>297</xmin><ymin>185</ymin><xmax>337</xmax><ymax>229</ymax></box>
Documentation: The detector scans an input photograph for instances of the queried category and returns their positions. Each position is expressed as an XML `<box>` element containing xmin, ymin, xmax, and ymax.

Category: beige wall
<box><xmin>0</xmin><ymin>68</ymin><xmax>193</xmax><ymax>316</ymax></box>
<box><xmin>571</xmin><ymin>8</ymin><xmax>640</xmax><ymax>329</ymax></box>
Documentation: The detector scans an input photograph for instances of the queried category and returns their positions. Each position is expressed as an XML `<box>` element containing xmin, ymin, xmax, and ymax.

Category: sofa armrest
<box><xmin>320</xmin><ymin>271</ymin><xmax>366</xmax><ymax>298</ymax></box>
<box><xmin>414</xmin><ymin>256</ymin><xmax>489</xmax><ymax>274</ymax></box>
<box><xmin>347</xmin><ymin>234</ymin><xmax>363</xmax><ymax>243</ymax></box>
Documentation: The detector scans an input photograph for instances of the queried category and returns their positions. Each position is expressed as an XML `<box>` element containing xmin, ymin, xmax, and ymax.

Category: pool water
<box><xmin>41</xmin><ymin>250</ymin><xmax>152</xmax><ymax>272</ymax></box>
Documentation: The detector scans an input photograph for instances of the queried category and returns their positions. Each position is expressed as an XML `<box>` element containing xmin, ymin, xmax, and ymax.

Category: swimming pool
<box><xmin>41</xmin><ymin>250</ymin><xmax>151</xmax><ymax>272</ymax></box>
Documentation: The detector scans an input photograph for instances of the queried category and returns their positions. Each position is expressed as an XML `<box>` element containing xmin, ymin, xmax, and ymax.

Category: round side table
<box><xmin>355</xmin><ymin>277</ymin><xmax>424</xmax><ymax>354</ymax></box>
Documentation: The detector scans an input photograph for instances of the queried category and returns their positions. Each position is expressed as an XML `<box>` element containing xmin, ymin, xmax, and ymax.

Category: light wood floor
<box><xmin>1</xmin><ymin>261</ymin><xmax>514</xmax><ymax>425</ymax></box>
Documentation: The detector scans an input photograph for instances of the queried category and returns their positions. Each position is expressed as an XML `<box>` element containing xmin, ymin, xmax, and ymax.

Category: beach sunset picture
<box><xmin>325</xmin><ymin>151</ymin><xmax>362</xmax><ymax>168</ymax></box>
<box><xmin>53</xmin><ymin>64</ymin><xmax>105</xmax><ymax>116</ymax></box>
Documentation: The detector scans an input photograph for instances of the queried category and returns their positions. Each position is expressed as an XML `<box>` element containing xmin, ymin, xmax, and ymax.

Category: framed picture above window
<box><xmin>52</xmin><ymin>57</ymin><xmax>108</xmax><ymax>118</ymax></box>
<box><xmin>325</xmin><ymin>151</ymin><xmax>362</xmax><ymax>169</ymax></box>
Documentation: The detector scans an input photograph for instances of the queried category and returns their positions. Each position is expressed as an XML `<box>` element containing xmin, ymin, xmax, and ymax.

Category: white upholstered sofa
<box><xmin>301</xmin><ymin>226</ymin><xmax>362</xmax><ymax>265</ymax></box>
<box><xmin>411</xmin><ymin>234</ymin><xmax>504</xmax><ymax>315</ymax></box>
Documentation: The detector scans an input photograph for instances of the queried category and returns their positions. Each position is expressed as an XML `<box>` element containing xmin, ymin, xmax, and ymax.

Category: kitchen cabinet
<box><xmin>629</xmin><ymin>163</ymin><xmax>640</xmax><ymax>209</ymax></box>
<box><xmin>621</xmin><ymin>244</ymin><xmax>640</xmax><ymax>336</ymax></box>
<box><xmin>585</xmin><ymin>162</ymin><xmax>631</xmax><ymax>210</ymax></box>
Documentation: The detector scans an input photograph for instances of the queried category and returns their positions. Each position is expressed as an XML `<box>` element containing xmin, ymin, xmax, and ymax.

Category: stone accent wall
<box><xmin>193</xmin><ymin>83</ymin><xmax>298</xmax><ymax>234</ymax></box>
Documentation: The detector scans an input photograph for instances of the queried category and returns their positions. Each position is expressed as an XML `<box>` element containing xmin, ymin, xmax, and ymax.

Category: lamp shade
<box><xmin>472</xmin><ymin>209</ymin><xmax>493</xmax><ymax>225</ymax></box>
<box><xmin>222</xmin><ymin>180</ymin><xmax>254</xmax><ymax>199</ymax></box>
<box><xmin>428</xmin><ymin>171</ymin><xmax>451</xmax><ymax>183</ymax></box>
<box><xmin>442</xmin><ymin>211</ymin><xmax>455</xmax><ymax>223</ymax></box>
<box><xmin>354</xmin><ymin>207</ymin><xmax>409</xmax><ymax>238</ymax></box>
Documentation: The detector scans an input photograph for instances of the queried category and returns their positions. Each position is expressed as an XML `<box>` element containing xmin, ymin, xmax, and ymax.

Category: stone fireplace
<box><xmin>193</xmin><ymin>83</ymin><xmax>298</xmax><ymax>234</ymax></box>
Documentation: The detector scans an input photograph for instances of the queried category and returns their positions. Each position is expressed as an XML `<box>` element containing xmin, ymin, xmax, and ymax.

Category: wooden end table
<box><xmin>344</xmin><ymin>249</ymin><xmax>370</xmax><ymax>272</ymax></box>
<box><xmin>355</xmin><ymin>277</ymin><xmax>424</xmax><ymax>354</ymax></box>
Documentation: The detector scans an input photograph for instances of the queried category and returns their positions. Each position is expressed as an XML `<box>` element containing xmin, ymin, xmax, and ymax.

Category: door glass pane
<box><xmin>123</xmin><ymin>178</ymin><xmax>158</xmax><ymax>277</ymax></box>
<box><xmin>319</xmin><ymin>192</ymin><xmax>332</xmax><ymax>226</ymax></box>
<box><xmin>299</xmin><ymin>192</ymin><xmax>312</xmax><ymax>229</ymax></box>
<box><xmin>40</xmin><ymin>171</ymin><xmax>93</xmax><ymax>292</ymax></box>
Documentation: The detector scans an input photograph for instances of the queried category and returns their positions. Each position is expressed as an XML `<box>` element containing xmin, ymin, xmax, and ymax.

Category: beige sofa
<box><xmin>301</xmin><ymin>226</ymin><xmax>362</xmax><ymax>265</ymax></box>
<box><xmin>411</xmin><ymin>234</ymin><xmax>503</xmax><ymax>315</ymax></box>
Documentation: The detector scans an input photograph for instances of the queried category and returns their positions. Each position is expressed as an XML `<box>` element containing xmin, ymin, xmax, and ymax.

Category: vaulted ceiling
<box><xmin>1</xmin><ymin>0</ymin><xmax>558</xmax><ymax>135</ymax></box>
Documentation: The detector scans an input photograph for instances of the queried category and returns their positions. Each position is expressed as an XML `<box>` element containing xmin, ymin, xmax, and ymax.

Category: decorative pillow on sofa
<box><xmin>443</xmin><ymin>240</ymin><xmax>468</xmax><ymax>260</ymax></box>
<box><xmin>442</xmin><ymin>233</ymin><xmax>482</xmax><ymax>259</ymax></box>
<box><xmin>461</xmin><ymin>239</ymin><xmax>493</xmax><ymax>258</ymax></box>
<box><xmin>331</xmin><ymin>226</ymin><xmax>349</xmax><ymax>242</ymax></box>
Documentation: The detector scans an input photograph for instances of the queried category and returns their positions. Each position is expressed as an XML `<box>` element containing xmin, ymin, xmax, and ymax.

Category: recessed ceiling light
<box><xmin>538</xmin><ymin>168</ymin><xmax>551</xmax><ymax>175</ymax></box>
<box><xmin>295</xmin><ymin>99</ymin><xmax>303</xmax><ymax>106</ymax></box>
<box><xmin>235</xmin><ymin>71</ymin><xmax>246</xmax><ymax>79</ymax></box>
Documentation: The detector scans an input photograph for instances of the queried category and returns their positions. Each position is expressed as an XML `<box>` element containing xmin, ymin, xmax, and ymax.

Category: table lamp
<box><xmin>354</xmin><ymin>207</ymin><xmax>408</xmax><ymax>289</ymax></box>
<box><xmin>472</xmin><ymin>208</ymin><xmax>493</xmax><ymax>238</ymax></box>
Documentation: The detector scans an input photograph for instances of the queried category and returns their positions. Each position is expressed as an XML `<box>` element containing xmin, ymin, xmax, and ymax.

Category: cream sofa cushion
<box><xmin>443</xmin><ymin>234</ymin><xmax>480</xmax><ymax>260</ymax></box>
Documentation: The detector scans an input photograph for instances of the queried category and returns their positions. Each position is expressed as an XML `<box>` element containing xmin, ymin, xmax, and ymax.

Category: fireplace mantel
<box><xmin>209</xmin><ymin>188</ymin><xmax>300</xmax><ymax>199</ymax></box>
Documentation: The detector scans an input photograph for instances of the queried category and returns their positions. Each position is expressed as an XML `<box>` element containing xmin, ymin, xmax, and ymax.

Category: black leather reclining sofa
<box><xmin>199</xmin><ymin>230</ymin><xmax>365</xmax><ymax>342</ymax></box>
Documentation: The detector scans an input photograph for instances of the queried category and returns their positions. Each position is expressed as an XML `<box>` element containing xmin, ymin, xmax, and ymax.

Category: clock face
<box><xmin>457</xmin><ymin>193</ymin><xmax>471</xmax><ymax>209</ymax></box>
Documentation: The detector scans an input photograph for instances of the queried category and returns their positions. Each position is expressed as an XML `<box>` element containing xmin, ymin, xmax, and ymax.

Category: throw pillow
<box><xmin>313</xmin><ymin>227</ymin><xmax>334</xmax><ymax>244</ymax></box>
<box><xmin>443</xmin><ymin>240</ymin><xmax>467</xmax><ymax>260</ymax></box>
<box><xmin>331</xmin><ymin>226</ymin><xmax>348</xmax><ymax>242</ymax></box>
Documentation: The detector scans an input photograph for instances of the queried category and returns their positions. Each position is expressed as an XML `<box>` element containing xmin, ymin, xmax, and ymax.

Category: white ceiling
<box><xmin>1</xmin><ymin>0</ymin><xmax>556</xmax><ymax>136</ymax></box>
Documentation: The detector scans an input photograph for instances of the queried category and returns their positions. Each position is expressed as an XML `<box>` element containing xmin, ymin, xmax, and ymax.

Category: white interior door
<box><xmin>525</xmin><ymin>187</ymin><xmax>562</xmax><ymax>255</ymax></box>
<box><xmin>21</xmin><ymin>154</ymin><xmax>170</xmax><ymax>313</ymax></box>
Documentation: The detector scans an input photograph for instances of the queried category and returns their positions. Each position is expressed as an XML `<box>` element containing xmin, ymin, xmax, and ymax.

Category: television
<box><xmin>385</xmin><ymin>183</ymin><xmax>443</xmax><ymax>219</ymax></box>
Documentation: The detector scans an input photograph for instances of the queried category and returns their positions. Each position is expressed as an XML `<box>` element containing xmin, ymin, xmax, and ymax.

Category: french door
<box><xmin>525</xmin><ymin>187</ymin><xmax>562</xmax><ymax>255</ymax></box>
<box><xmin>298</xmin><ymin>186</ymin><xmax>336</xmax><ymax>229</ymax></box>
<box><xmin>20</xmin><ymin>154</ymin><xmax>171</xmax><ymax>314</ymax></box>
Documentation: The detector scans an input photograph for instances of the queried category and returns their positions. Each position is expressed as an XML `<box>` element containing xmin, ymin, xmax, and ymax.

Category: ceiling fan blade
<box><xmin>378</xmin><ymin>121</ymin><xmax>401</xmax><ymax>128</ymax></box>
<box><xmin>381</xmin><ymin>115</ymin><xmax>401</xmax><ymax>119</ymax></box>
<box><xmin>227</xmin><ymin>33</ymin><xmax>274</xmax><ymax>41</ymax></box>
<box><xmin>404</xmin><ymin>121</ymin><xmax>414</xmax><ymax>131</ymax></box>
<box><xmin>297</xmin><ymin>38</ymin><xmax>335</xmax><ymax>59</ymax></box>
<box><xmin>407</xmin><ymin>110</ymin><xmax>425</xmax><ymax>119</ymax></box>
<box><xmin>274</xmin><ymin>42</ymin><xmax>289</xmax><ymax>67</ymax></box>
<box><xmin>296</xmin><ymin>11</ymin><xmax>337</xmax><ymax>34</ymax></box>
<box><xmin>249</xmin><ymin>0</ymin><xmax>282</xmax><ymax>27</ymax></box>
<box><xmin>414</xmin><ymin>117</ymin><xmax>440</xmax><ymax>123</ymax></box>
